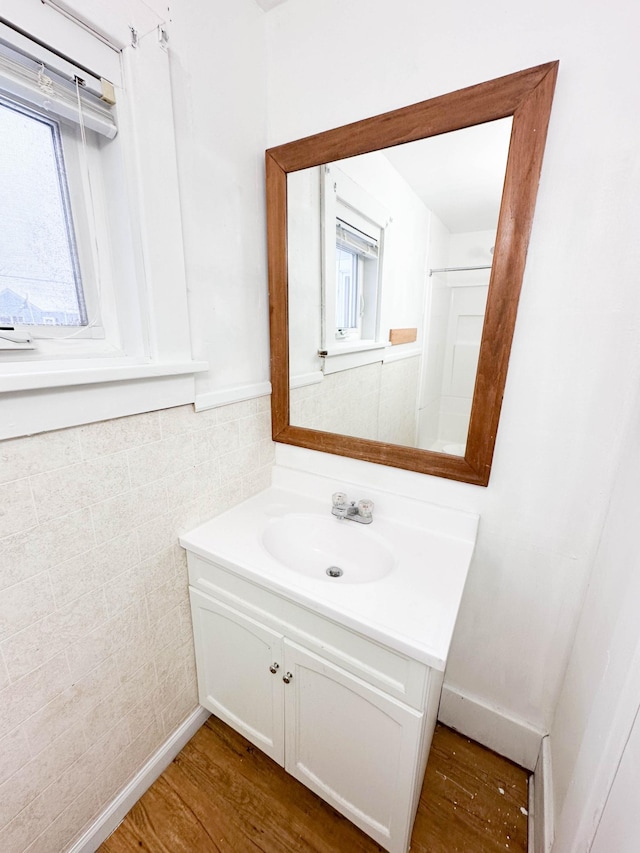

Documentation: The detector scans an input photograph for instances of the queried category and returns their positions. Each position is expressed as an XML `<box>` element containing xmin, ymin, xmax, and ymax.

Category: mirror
<box><xmin>286</xmin><ymin>118</ymin><xmax>512</xmax><ymax>455</ymax></box>
<box><xmin>266</xmin><ymin>62</ymin><xmax>558</xmax><ymax>485</ymax></box>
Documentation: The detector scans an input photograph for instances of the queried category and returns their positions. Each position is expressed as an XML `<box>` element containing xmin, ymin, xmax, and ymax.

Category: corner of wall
<box><xmin>67</xmin><ymin>707</ymin><xmax>210</xmax><ymax>853</ymax></box>
<box><xmin>438</xmin><ymin>682</ymin><xmax>546</xmax><ymax>771</ymax></box>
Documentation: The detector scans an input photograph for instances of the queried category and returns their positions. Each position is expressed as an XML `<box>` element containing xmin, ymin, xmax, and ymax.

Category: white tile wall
<box><xmin>290</xmin><ymin>356</ymin><xmax>420</xmax><ymax>445</ymax></box>
<box><xmin>0</xmin><ymin>397</ymin><xmax>274</xmax><ymax>853</ymax></box>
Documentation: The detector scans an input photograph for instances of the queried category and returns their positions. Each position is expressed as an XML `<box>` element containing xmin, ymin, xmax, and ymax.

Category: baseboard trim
<box><xmin>438</xmin><ymin>683</ymin><xmax>546</xmax><ymax>771</ymax></box>
<box><xmin>194</xmin><ymin>382</ymin><xmax>271</xmax><ymax>411</ymax></box>
<box><xmin>68</xmin><ymin>706</ymin><xmax>210</xmax><ymax>853</ymax></box>
<box><xmin>531</xmin><ymin>734</ymin><xmax>554</xmax><ymax>853</ymax></box>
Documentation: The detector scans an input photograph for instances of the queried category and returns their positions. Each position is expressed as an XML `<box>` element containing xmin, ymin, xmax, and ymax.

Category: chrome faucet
<box><xmin>331</xmin><ymin>492</ymin><xmax>374</xmax><ymax>524</ymax></box>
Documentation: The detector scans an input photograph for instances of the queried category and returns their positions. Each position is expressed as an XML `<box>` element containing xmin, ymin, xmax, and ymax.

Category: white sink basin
<box><xmin>179</xmin><ymin>476</ymin><xmax>479</xmax><ymax>669</ymax></box>
<box><xmin>261</xmin><ymin>514</ymin><xmax>395</xmax><ymax>583</ymax></box>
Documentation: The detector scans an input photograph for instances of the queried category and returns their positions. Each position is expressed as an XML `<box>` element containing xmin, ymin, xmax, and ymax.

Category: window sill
<box><xmin>320</xmin><ymin>340</ymin><xmax>388</xmax><ymax>358</ymax></box>
<box><xmin>0</xmin><ymin>359</ymin><xmax>210</xmax><ymax>440</ymax></box>
<box><xmin>320</xmin><ymin>342</ymin><xmax>389</xmax><ymax>376</ymax></box>
<box><xmin>0</xmin><ymin>359</ymin><xmax>209</xmax><ymax>393</ymax></box>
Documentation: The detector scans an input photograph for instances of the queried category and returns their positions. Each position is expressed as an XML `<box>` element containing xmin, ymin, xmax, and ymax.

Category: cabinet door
<box><xmin>189</xmin><ymin>588</ymin><xmax>285</xmax><ymax>764</ymax></box>
<box><xmin>283</xmin><ymin>640</ymin><xmax>423</xmax><ymax>853</ymax></box>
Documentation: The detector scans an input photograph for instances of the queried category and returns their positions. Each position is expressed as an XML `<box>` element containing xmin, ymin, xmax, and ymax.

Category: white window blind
<box><xmin>0</xmin><ymin>32</ymin><xmax>116</xmax><ymax>138</ymax></box>
<box><xmin>336</xmin><ymin>218</ymin><xmax>379</xmax><ymax>258</ymax></box>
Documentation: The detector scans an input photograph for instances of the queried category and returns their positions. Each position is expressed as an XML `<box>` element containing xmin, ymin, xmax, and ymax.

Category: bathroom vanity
<box><xmin>180</xmin><ymin>470</ymin><xmax>478</xmax><ymax>853</ymax></box>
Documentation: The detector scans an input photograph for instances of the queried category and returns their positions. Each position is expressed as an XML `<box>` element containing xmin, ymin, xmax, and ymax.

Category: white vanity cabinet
<box><xmin>189</xmin><ymin>588</ymin><xmax>285</xmax><ymax>763</ymax></box>
<box><xmin>187</xmin><ymin>554</ymin><xmax>444</xmax><ymax>853</ymax></box>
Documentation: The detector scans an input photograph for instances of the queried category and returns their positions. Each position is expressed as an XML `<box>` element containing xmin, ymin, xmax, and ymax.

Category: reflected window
<box><xmin>335</xmin><ymin>217</ymin><xmax>379</xmax><ymax>340</ymax></box>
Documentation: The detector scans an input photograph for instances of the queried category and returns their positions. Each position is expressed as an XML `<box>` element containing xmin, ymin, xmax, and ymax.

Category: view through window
<box><xmin>0</xmin><ymin>97</ymin><xmax>86</xmax><ymax>327</ymax></box>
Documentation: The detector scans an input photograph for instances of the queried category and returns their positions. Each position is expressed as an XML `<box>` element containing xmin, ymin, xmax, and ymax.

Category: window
<box><xmin>0</xmin><ymin>26</ymin><xmax>120</xmax><ymax>346</ymax></box>
<box><xmin>321</xmin><ymin>164</ymin><xmax>387</xmax><ymax>364</ymax></box>
<box><xmin>0</xmin><ymin>97</ymin><xmax>87</xmax><ymax>329</ymax></box>
<box><xmin>335</xmin><ymin>215</ymin><xmax>380</xmax><ymax>341</ymax></box>
<box><xmin>0</xmin><ymin>2</ymin><xmax>206</xmax><ymax>440</ymax></box>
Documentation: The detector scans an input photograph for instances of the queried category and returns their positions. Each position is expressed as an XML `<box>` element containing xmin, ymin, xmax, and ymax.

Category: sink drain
<box><xmin>326</xmin><ymin>566</ymin><xmax>344</xmax><ymax>578</ymax></box>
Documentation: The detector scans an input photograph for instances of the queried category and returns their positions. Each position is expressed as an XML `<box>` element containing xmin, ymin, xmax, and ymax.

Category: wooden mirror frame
<box><xmin>265</xmin><ymin>62</ymin><xmax>558</xmax><ymax>486</ymax></box>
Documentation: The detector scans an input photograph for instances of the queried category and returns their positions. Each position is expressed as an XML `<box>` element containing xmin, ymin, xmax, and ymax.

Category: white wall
<box><xmin>265</xmin><ymin>0</ymin><xmax>640</xmax><ymax>765</ymax></box>
<box><xmin>168</xmin><ymin>0</ymin><xmax>271</xmax><ymax>403</ymax></box>
<box><xmin>548</xmin><ymin>383</ymin><xmax>640</xmax><ymax>850</ymax></box>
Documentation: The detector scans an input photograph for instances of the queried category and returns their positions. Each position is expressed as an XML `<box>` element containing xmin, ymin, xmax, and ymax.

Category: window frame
<box><xmin>320</xmin><ymin>164</ymin><xmax>388</xmax><ymax>369</ymax></box>
<box><xmin>0</xmin><ymin>0</ymin><xmax>207</xmax><ymax>440</ymax></box>
<box><xmin>0</xmin><ymin>93</ymin><xmax>91</xmax><ymax>336</ymax></box>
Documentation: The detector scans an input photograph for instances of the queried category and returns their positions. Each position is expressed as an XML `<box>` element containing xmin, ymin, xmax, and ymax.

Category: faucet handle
<box><xmin>332</xmin><ymin>491</ymin><xmax>349</xmax><ymax>509</ymax></box>
<box><xmin>357</xmin><ymin>498</ymin><xmax>374</xmax><ymax>519</ymax></box>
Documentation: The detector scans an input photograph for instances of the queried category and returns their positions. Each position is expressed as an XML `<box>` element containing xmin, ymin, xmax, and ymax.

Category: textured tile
<box><xmin>179</xmin><ymin>600</ymin><xmax>196</xmax><ymax>645</ymax></box>
<box><xmin>81</xmin><ymin>686</ymin><xmax>134</xmax><ymax>749</ymax></box>
<box><xmin>149</xmin><ymin>606</ymin><xmax>184</xmax><ymax>665</ymax></box>
<box><xmin>22</xmin><ymin>785</ymin><xmax>99</xmax><ymax>853</ymax></box>
<box><xmin>0</xmin><ymin>724</ymin><xmax>86</xmax><ymax>828</ymax></box>
<box><xmin>48</xmin><ymin>531</ymin><xmax>139</xmax><ymax>610</ymax></box>
<box><xmin>102</xmin><ymin>566</ymin><xmax>148</xmax><ymax>619</ymax></box>
<box><xmin>113</xmin><ymin>634</ymin><xmax>156</xmax><ymax>690</ymax></box>
<box><xmin>168</xmin><ymin>498</ymin><xmax>206</xmax><ymax>537</ymax></box>
<box><xmin>165</xmin><ymin>459</ymin><xmax>221</xmax><ymax>511</ymax></box>
<box><xmin>116</xmin><ymin>659</ymin><xmax>157</xmax><ymax>709</ymax></box>
<box><xmin>65</xmin><ymin>601</ymin><xmax>148</xmax><ymax>682</ymax></box>
<box><xmin>242</xmin><ymin>464</ymin><xmax>272</xmax><ymax>498</ymax></box>
<box><xmin>159</xmin><ymin>404</ymin><xmax>217</xmax><ymax>436</ymax></box>
<box><xmin>0</xmin><ymin>787</ymin><xmax>50</xmax><ymax>853</ymax></box>
<box><xmin>1</xmin><ymin>589</ymin><xmax>108</xmax><ymax>681</ymax></box>
<box><xmin>146</xmin><ymin>571</ymin><xmax>188</xmax><ymax>625</ymax></box>
<box><xmin>0</xmin><ymin>653</ymin><xmax>72</xmax><ymax>740</ymax></box>
<box><xmin>81</xmin><ymin>718</ymin><xmax>131</xmax><ymax>780</ymax></box>
<box><xmin>77</xmin><ymin>411</ymin><xmax>161</xmax><ymax>459</ymax></box>
<box><xmin>0</xmin><ymin>653</ymin><xmax>8</xmax><ymax>691</ymax></box>
<box><xmin>0</xmin><ymin>509</ymin><xmax>94</xmax><ymax>591</ymax></box>
<box><xmin>95</xmin><ymin>716</ymin><xmax>163</xmax><ymax>806</ymax></box>
<box><xmin>0</xmin><ymin>572</ymin><xmax>56</xmax><ymax>643</ymax></box>
<box><xmin>0</xmin><ymin>396</ymin><xmax>275</xmax><ymax>852</ymax></box>
<box><xmin>91</xmin><ymin>480</ymin><xmax>167</xmax><ymax>545</ymax></box>
<box><xmin>237</xmin><ymin>410</ymin><xmax>272</xmax><ymax>446</ymax></box>
<box><xmin>30</xmin><ymin>452</ymin><xmax>130</xmax><ymax>524</ymax></box>
<box><xmin>193</xmin><ymin>421</ymin><xmax>240</xmax><ymax>463</ymax></box>
<box><xmin>127</xmin><ymin>433</ymin><xmax>195</xmax><ymax>489</ymax></box>
<box><xmin>0</xmin><ymin>429</ymin><xmax>82</xmax><ymax>485</ymax></box>
<box><xmin>0</xmin><ymin>726</ymin><xmax>30</xmax><ymax>786</ymax></box>
<box><xmin>138</xmin><ymin>548</ymin><xmax>176</xmax><ymax>594</ymax></box>
<box><xmin>0</xmin><ymin>478</ymin><xmax>37</xmax><ymax>538</ymax></box>
<box><xmin>173</xmin><ymin>543</ymin><xmax>188</xmax><ymax>573</ymax></box>
<box><xmin>216</xmin><ymin>398</ymin><xmax>258</xmax><ymax>423</ymax></box>
<box><xmin>127</xmin><ymin>698</ymin><xmax>164</xmax><ymax>744</ymax></box>
<box><xmin>155</xmin><ymin>635</ymin><xmax>194</xmax><ymax>688</ymax></box>
<box><xmin>161</xmin><ymin>683</ymin><xmax>199</xmax><ymax>735</ymax></box>
<box><xmin>259</xmin><ymin>437</ymin><xmax>276</xmax><ymax>467</ymax></box>
<box><xmin>199</xmin><ymin>481</ymin><xmax>244</xmax><ymax>520</ymax></box>
<box><xmin>219</xmin><ymin>443</ymin><xmax>261</xmax><ymax>484</ymax></box>
<box><xmin>23</xmin><ymin>656</ymin><xmax>120</xmax><ymax>756</ymax></box>
<box><xmin>257</xmin><ymin>395</ymin><xmax>271</xmax><ymax>413</ymax></box>
<box><xmin>135</xmin><ymin>510</ymin><xmax>179</xmax><ymax>557</ymax></box>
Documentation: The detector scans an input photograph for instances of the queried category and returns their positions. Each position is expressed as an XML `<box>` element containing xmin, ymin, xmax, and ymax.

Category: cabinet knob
<box><xmin>269</xmin><ymin>663</ymin><xmax>280</xmax><ymax>674</ymax></box>
<box><xmin>283</xmin><ymin>672</ymin><xmax>293</xmax><ymax>684</ymax></box>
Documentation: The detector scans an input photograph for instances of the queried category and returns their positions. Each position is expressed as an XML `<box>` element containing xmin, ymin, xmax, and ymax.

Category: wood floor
<box><xmin>100</xmin><ymin>716</ymin><xmax>529</xmax><ymax>852</ymax></box>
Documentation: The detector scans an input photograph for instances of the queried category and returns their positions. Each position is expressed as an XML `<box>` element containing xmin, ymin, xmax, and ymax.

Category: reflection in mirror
<box><xmin>266</xmin><ymin>62</ymin><xmax>559</xmax><ymax>485</ymax></box>
<box><xmin>287</xmin><ymin>119</ymin><xmax>512</xmax><ymax>457</ymax></box>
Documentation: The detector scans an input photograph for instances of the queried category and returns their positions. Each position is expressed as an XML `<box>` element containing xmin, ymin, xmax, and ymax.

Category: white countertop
<box><xmin>180</xmin><ymin>484</ymin><xmax>478</xmax><ymax>671</ymax></box>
